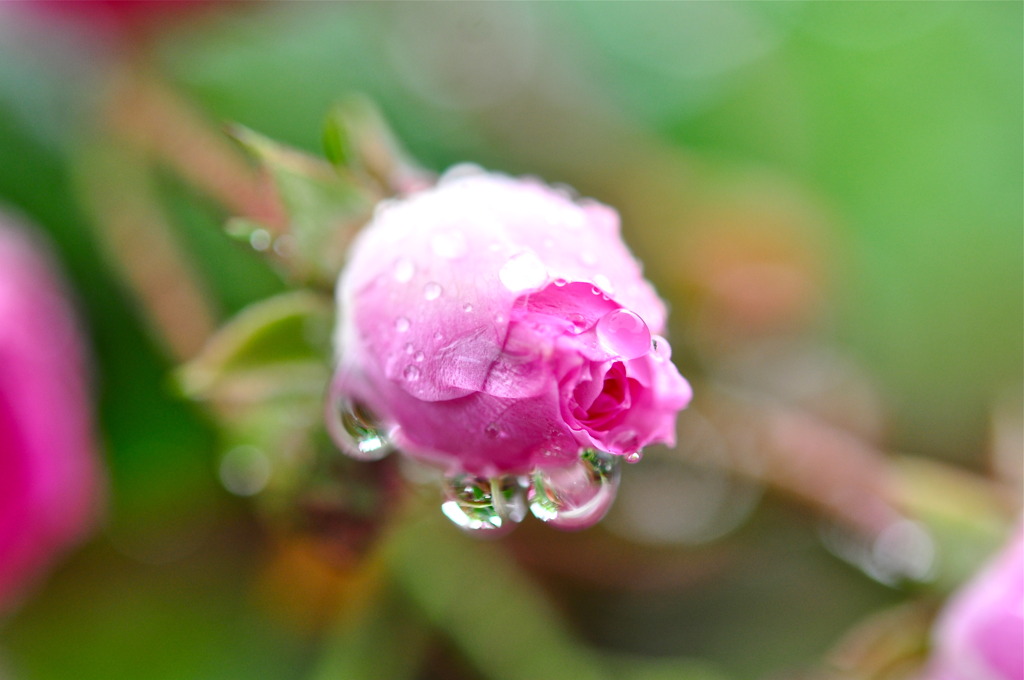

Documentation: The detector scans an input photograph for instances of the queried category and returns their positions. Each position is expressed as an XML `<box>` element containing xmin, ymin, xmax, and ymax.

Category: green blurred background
<box><xmin>0</xmin><ymin>3</ymin><xmax>1019</xmax><ymax>679</ymax></box>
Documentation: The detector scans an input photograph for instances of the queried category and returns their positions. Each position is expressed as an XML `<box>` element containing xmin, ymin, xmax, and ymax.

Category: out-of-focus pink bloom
<box><xmin>329</xmin><ymin>167</ymin><xmax>690</xmax><ymax>484</ymax></box>
<box><xmin>921</xmin><ymin>525</ymin><xmax>1024</xmax><ymax>680</ymax></box>
<box><xmin>0</xmin><ymin>217</ymin><xmax>100</xmax><ymax>614</ymax></box>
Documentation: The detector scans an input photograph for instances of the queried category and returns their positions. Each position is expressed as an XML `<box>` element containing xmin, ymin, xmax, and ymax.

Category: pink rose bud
<box><xmin>921</xmin><ymin>525</ymin><xmax>1024</xmax><ymax>680</ymax></box>
<box><xmin>328</xmin><ymin>168</ymin><xmax>691</xmax><ymax>534</ymax></box>
<box><xmin>0</xmin><ymin>217</ymin><xmax>100</xmax><ymax>614</ymax></box>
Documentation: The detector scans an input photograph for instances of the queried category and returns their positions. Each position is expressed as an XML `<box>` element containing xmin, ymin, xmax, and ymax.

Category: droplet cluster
<box><xmin>327</xmin><ymin>395</ymin><xmax>632</xmax><ymax>534</ymax></box>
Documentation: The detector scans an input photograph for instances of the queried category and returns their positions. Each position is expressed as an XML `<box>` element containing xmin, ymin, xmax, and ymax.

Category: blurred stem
<box><xmin>311</xmin><ymin>584</ymin><xmax>430</xmax><ymax>680</ymax></box>
<box><xmin>75</xmin><ymin>139</ymin><xmax>217</xmax><ymax>361</ymax></box>
<box><xmin>383</xmin><ymin>507</ymin><xmax>611</xmax><ymax>680</ymax></box>
<box><xmin>102</xmin><ymin>64</ymin><xmax>285</xmax><ymax>230</ymax></box>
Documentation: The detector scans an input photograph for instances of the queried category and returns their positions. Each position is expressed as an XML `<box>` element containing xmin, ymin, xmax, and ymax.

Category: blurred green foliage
<box><xmin>0</xmin><ymin>3</ymin><xmax>1019</xmax><ymax>679</ymax></box>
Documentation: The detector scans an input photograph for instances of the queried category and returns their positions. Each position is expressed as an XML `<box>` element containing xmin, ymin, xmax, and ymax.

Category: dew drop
<box><xmin>393</xmin><ymin>258</ymin><xmax>415</xmax><ymax>283</ymax></box>
<box><xmin>424</xmin><ymin>281</ymin><xmax>442</xmax><ymax>301</ymax></box>
<box><xmin>441</xmin><ymin>474</ymin><xmax>526</xmax><ymax>537</ymax></box>
<box><xmin>414</xmin><ymin>351</ymin><xmax>425</xmax><ymax>362</ymax></box>
<box><xmin>626</xmin><ymin>451</ymin><xmax>643</xmax><ymax>464</ymax></box>
<box><xmin>403</xmin><ymin>365</ymin><xmax>421</xmax><ymax>381</ymax></box>
<box><xmin>596</xmin><ymin>309</ymin><xmax>651</xmax><ymax>360</ymax></box>
<box><xmin>404</xmin><ymin>342</ymin><xmax>415</xmax><ymax>355</ymax></box>
<box><xmin>462</xmin><ymin>303</ymin><xmax>474</xmax><ymax>313</ymax></box>
<box><xmin>431</xmin><ymin>230</ymin><xmax>468</xmax><ymax>259</ymax></box>
<box><xmin>593</xmin><ymin>274</ymin><xmax>614</xmax><ymax>295</ymax></box>
<box><xmin>651</xmin><ymin>334</ymin><xmax>672</xmax><ymax>361</ymax></box>
<box><xmin>484</xmin><ymin>423</ymin><xmax>501</xmax><ymax>439</ymax></box>
<box><xmin>553</xmin><ymin>278</ymin><xmax>568</xmax><ymax>287</ymax></box>
<box><xmin>327</xmin><ymin>398</ymin><xmax>393</xmax><ymax>462</ymax></box>
<box><xmin>568</xmin><ymin>313</ymin><xmax>588</xmax><ymax>333</ymax></box>
<box><xmin>609</xmin><ymin>428</ymin><xmax>641</xmax><ymax>455</ymax></box>
<box><xmin>529</xmin><ymin>449</ymin><xmax>621</xmax><ymax>531</ymax></box>
<box><xmin>395</xmin><ymin>317</ymin><xmax>411</xmax><ymax>333</ymax></box>
<box><xmin>219</xmin><ymin>445</ymin><xmax>271</xmax><ymax>497</ymax></box>
<box><xmin>499</xmin><ymin>251</ymin><xmax>547</xmax><ymax>292</ymax></box>
<box><xmin>433</xmin><ymin>331</ymin><xmax>444</xmax><ymax>341</ymax></box>
<box><xmin>272</xmin><ymin>234</ymin><xmax>295</xmax><ymax>258</ymax></box>
<box><xmin>249</xmin><ymin>229</ymin><xmax>272</xmax><ymax>252</ymax></box>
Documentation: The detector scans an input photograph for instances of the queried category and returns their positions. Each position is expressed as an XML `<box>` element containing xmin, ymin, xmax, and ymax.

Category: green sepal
<box><xmin>229</xmin><ymin>124</ymin><xmax>372</xmax><ymax>286</ymax></box>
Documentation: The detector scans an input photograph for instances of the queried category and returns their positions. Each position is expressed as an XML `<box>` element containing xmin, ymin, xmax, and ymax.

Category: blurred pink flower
<box><xmin>0</xmin><ymin>217</ymin><xmax>100</xmax><ymax>614</ymax></box>
<box><xmin>328</xmin><ymin>168</ymin><xmax>689</xmax><ymax>531</ymax></box>
<box><xmin>921</xmin><ymin>525</ymin><xmax>1024</xmax><ymax>680</ymax></box>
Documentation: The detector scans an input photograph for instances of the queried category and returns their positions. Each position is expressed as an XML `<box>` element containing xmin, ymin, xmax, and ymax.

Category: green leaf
<box><xmin>321</xmin><ymin>105</ymin><xmax>353</xmax><ymax>169</ymax></box>
<box><xmin>177</xmin><ymin>290</ymin><xmax>333</xmax><ymax>402</ymax></box>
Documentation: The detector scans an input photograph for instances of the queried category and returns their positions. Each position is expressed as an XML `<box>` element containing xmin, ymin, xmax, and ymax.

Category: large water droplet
<box><xmin>424</xmin><ymin>281</ymin><xmax>442</xmax><ymax>301</ymax></box>
<box><xmin>403</xmin><ymin>365</ymin><xmax>421</xmax><ymax>381</ymax></box>
<box><xmin>431</xmin><ymin>230</ymin><xmax>468</xmax><ymax>259</ymax></box>
<box><xmin>394</xmin><ymin>258</ymin><xmax>415</xmax><ymax>283</ymax></box>
<box><xmin>499</xmin><ymin>251</ymin><xmax>547</xmax><ymax>292</ymax></box>
<box><xmin>329</xmin><ymin>399</ymin><xmax>394</xmax><ymax>461</ymax></box>
<box><xmin>441</xmin><ymin>474</ymin><xmax>526</xmax><ymax>537</ymax></box>
<box><xmin>395</xmin><ymin>317</ymin><xmax>411</xmax><ymax>333</ymax></box>
<box><xmin>529</xmin><ymin>449</ymin><xmax>621</xmax><ymax>530</ymax></box>
<box><xmin>596</xmin><ymin>309</ymin><xmax>651</xmax><ymax>360</ymax></box>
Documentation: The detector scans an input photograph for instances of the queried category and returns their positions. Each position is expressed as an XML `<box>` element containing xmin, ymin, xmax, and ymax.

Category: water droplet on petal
<box><xmin>328</xmin><ymin>399</ymin><xmax>394</xmax><ymax>461</ymax></box>
<box><xmin>596</xmin><ymin>309</ymin><xmax>651</xmax><ymax>360</ymax></box>
<box><xmin>626</xmin><ymin>451</ymin><xmax>643</xmax><ymax>464</ymax></box>
<box><xmin>580</xmin><ymin>250</ymin><xmax>597</xmax><ymax>266</ymax></box>
<box><xmin>651</xmin><ymin>334</ymin><xmax>672</xmax><ymax>361</ymax></box>
<box><xmin>499</xmin><ymin>251</ymin><xmax>547</xmax><ymax>292</ymax></box>
<box><xmin>431</xmin><ymin>230</ymin><xmax>468</xmax><ymax>259</ymax></box>
<box><xmin>394</xmin><ymin>258</ymin><xmax>415</xmax><ymax>283</ymax></box>
<box><xmin>414</xmin><ymin>351</ymin><xmax>425</xmax><ymax>362</ymax></box>
<box><xmin>404</xmin><ymin>342</ymin><xmax>415</xmax><ymax>355</ymax></box>
<box><xmin>553</xmin><ymin>278</ymin><xmax>568</xmax><ymax>287</ymax></box>
<box><xmin>529</xmin><ymin>449</ymin><xmax>621</xmax><ymax>530</ymax></box>
<box><xmin>441</xmin><ymin>474</ymin><xmax>526</xmax><ymax>537</ymax></box>
<box><xmin>403</xmin><ymin>365</ymin><xmax>421</xmax><ymax>381</ymax></box>
<box><xmin>593</xmin><ymin>274</ymin><xmax>614</xmax><ymax>295</ymax></box>
<box><xmin>609</xmin><ymin>428</ymin><xmax>641</xmax><ymax>455</ymax></box>
<box><xmin>484</xmin><ymin>423</ymin><xmax>501</xmax><ymax>439</ymax></box>
<box><xmin>395</xmin><ymin>317</ymin><xmax>411</xmax><ymax>332</ymax></box>
<box><xmin>440</xmin><ymin>163</ymin><xmax>484</xmax><ymax>184</ymax></box>
<box><xmin>463</xmin><ymin>303</ymin><xmax>474</xmax><ymax>313</ymax></box>
<box><xmin>424</xmin><ymin>281</ymin><xmax>442</xmax><ymax>301</ymax></box>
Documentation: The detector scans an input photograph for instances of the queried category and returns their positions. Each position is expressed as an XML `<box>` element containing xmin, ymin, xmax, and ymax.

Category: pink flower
<box><xmin>0</xmin><ymin>217</ymin><xmax>100</xmax><ymax>614</ymax></box>
<box><xmin>328</xmin><ymin>168</ymin><xmax>690</xmax><ymax>533</ymax></box>
<box><xmin>921</xmin><ymin>525</ymin><xmax>1024</xmax><ymax>680</ymax></box>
